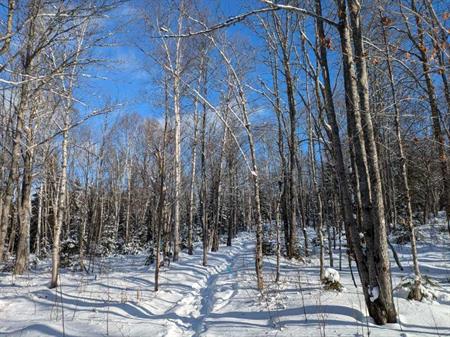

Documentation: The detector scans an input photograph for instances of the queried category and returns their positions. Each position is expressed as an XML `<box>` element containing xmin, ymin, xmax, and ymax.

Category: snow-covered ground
<box><xmin>1</xmin><ymin>221</ymin><xmax>449</xmax><ymax>337</ymax></box>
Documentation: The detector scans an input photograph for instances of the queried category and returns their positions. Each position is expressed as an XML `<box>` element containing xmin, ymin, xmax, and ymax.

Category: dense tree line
<box><xmin>0</xmin><ymin>0</ymin><xmax>448</xmax><ymax>325</ymax></box>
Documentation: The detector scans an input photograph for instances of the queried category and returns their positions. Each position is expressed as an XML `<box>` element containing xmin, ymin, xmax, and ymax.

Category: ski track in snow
<box><xmin>1</xmin><ymin>226</ymin><xmax>450</xmax><ymax>337</ymax></box>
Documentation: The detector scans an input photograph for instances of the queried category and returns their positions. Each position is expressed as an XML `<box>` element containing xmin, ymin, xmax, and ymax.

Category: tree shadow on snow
<box><xmin>0</xmin><ymin>323</ymin><xmax>78</xmax><ymax>337</ymax></box>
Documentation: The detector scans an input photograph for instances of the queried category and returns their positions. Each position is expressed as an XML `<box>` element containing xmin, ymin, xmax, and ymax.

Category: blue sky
<box><xmin>77</xmin><ymin>0</ymin><xmax>268</xmax><ymax>124</ymax></box>
<box><xmin>75</xmin><ymin>0</ymin><xmax>346</xmax><ymax>147</ymax></box>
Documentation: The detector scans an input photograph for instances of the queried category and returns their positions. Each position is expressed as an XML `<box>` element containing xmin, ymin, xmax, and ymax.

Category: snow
<box><xmin>324</xmin><ymin>268</ymin><xmax>340</xmax><ymax>283</ymax></box>
<box><xmin>369</xmin><ymin>286</ymin><xmax>379</xmax><ymax>302</ymax></box>
<box><xmin>1</xmin><ymin>219</ymin><xmax>450</xmax><ymax>337</ymax></box>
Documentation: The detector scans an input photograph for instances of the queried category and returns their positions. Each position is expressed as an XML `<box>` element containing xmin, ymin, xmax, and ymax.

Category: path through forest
<box><xmin>1</xmin><ymin>229</ymin><xmax>450</xmax><ymax>337</ymax></box>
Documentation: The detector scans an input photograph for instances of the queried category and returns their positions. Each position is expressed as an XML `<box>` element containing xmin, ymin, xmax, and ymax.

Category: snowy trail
<box><xmin>194</xmin><ymin>241</ymin><xmax>257</xmax><ymax>337</ymax></box>
<box><xmin>1</xmin><ymin>230</ymin><xmax>450</xmax><ymax>337</ymax></box>
<box><xmin>192</xmin><ymin>273</ymin><xmax>217</xmax><ymax>336</ymax></box>
<box><xmin>0</xmin><ymin>235</ymin><xmax>255</xmax><ymax>337</ymax></box>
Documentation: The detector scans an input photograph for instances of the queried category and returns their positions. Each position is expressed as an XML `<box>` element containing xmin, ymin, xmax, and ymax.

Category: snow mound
<box><xmin>324</xmin><ymin>268</ymin><xmax>340</xmax><ymax>283</ymax></box>
<box><xmin>394</xmin><ymin>275</ymin><xmax>439</xmax><ymax>302</ymax></box>
<box><xmin>322</xmin><ymin>268</ymin><xmax>343</xmax><ymax>291</ymax></box>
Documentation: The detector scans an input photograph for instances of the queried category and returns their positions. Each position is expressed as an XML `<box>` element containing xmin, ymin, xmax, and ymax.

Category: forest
<box><xmin>0</xmin><ymin>0</ymin><xmax>449</xmax><ymax>336</ymax></box>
